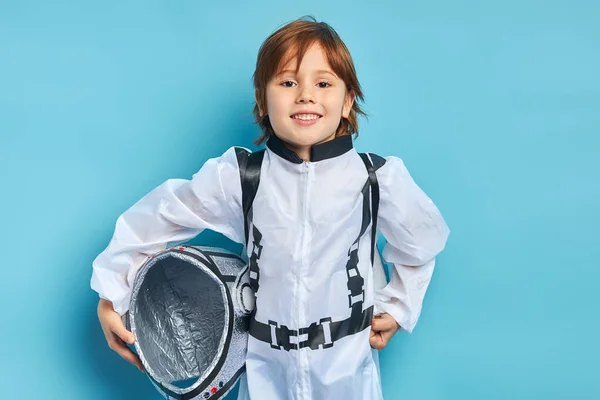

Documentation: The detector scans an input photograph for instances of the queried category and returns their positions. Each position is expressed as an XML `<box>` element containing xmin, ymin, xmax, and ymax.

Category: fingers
<box><xmin>109</xmin><ymin>336</ymin><xmax>145</xmax><ymax>373</ymax></box>
<box><xmin>98</xmin><ymin>299</ymin><xmax>144</xmax><ymax>373</ymax></box>
<box><xmin>370</xmin><ymin>314</ymin><xmax>400</xmax><ymax>350</ymax></box>
<box><xmin>369</xmin><ymin>329</ymin><xmax>385</xmax><ymax>350</ymax></box>
<box><xmin>110</xmin><ymin>320</ymin><xmax>135</xmax><ymax>345</ymax></box>
<box><xmin>98</xmin><ymin>299</ymin><xmax>135</xmax><ymax>344</ymax></box>
<box><xmin>105</xmin><ymin>326</ymin><xmax>144</xmax><ymax>372</ymax></box>
<box><xmin>371</xmin><ymin>315</ymin><xmax>399</xmax><ymax>333</ymax></box>
<box><xmin>119</xmin><ymin>345</ymin><xmax>145</xmax><ymax>373</ymax></box>
<box><xmin>369</xmin><ymin>328</ymin><xmax>395</xmax><ymax>350</ymax></box>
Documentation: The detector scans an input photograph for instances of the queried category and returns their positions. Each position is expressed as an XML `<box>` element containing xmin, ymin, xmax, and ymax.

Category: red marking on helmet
<box><xmin>211</xmin><ymin>387</ymin><xmax>218</xmax><ymax>394</ymax></box>
<box><xmin>178</xmin><ymin>247</ymin><xmax>185</xmax><ymax>250</ymax></box>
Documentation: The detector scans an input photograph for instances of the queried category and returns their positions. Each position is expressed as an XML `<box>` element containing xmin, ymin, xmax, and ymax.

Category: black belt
<box><xmin>249</xmin><ymin>306</ymin><xmax>374</xmax><ymax>351</ymax></box>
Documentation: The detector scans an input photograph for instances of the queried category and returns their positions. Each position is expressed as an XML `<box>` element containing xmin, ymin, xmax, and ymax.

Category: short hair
<box><xmin>252</xmin><ymin>16</ymin><xmax>366</xmax><ymax>145</ymax></box>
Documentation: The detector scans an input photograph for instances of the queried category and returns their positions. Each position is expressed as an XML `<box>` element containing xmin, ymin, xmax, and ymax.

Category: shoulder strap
<box><xmin>358</xmin><ymin>153</ymin><xmax>386</xmax><ymax>266</ymax></box>
<box><xmin>235</xmin><ymin>148</ymin><xmax>265</xmax><ymax>245</ymax></box>
<box><xmin>236</xmin><ymin>147</ymin><xmax>385</xmax><ymax>265</ymax></box>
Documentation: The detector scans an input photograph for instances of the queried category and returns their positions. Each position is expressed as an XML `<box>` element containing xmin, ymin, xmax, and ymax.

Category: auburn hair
<box><xmin>252</xmin><ymin>16</ymin><xmax>366</xmax><ymax>145</ymax></box>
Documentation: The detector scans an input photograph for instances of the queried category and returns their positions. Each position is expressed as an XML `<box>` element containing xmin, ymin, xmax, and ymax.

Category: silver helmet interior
<box><xmin>125</xmin><ymin>246</ymin><xmax>253</xmax><ymax>399</ymax></box>
<box><xmin>134</xmin><ymin>254</ymin><xmax>227</xmax><ymax>387</ymax></box>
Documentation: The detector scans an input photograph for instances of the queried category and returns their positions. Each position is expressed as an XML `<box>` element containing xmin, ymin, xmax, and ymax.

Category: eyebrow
<box><xmin>277</xmin><ymin>69</ymin><xmax>338</xmax><ymax>78</ymax></box>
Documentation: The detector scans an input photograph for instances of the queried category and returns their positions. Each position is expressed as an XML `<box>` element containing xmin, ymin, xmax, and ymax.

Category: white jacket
<box><xmin>91</xmin><ymin>134</ymin><xmax>450</xmax><ymax>400</ymax></box>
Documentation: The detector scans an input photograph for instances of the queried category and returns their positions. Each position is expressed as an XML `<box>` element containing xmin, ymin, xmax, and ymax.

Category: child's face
<box><xmin>262</xmin><ymin>42</ymin><xmax>354</xmax><ymax>159</ymax></box>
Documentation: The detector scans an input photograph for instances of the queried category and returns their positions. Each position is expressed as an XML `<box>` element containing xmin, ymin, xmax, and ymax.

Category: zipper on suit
<box><xmin>299</xmin><ymin>160</ymin><xmax>310</xmax><ymax>335</ymax></box>
<box><xmin>298</xmin><ymin>160</ymin><xmax>311</xmax><ymax>399</ymax></box>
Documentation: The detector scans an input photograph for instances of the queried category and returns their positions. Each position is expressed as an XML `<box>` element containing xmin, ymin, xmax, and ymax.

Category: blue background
<box><xmin>1</xmin><ymin>1</ymin><xmax>598</xmax><ymax>399</ymax></box>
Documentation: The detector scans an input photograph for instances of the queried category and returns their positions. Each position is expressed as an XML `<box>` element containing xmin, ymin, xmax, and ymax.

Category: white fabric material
<box><xmin>91</xmin><ymin>145</ymin><xmax>449</xmax><ymax>400</ymax></box>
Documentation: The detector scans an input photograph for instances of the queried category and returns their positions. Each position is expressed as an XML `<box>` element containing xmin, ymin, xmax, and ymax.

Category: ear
<box><xmin>255</xmin><ymin>89</ymin><xmax>265</xmax><ymax>117</ymax></box>
<box><xmin>342</xmin><ymin>91</ymin><xmax>355</xmax><ymax>118</ymax></box>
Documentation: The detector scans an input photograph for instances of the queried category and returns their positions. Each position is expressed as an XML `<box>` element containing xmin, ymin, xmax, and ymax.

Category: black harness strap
<box><xmin>359</xmin><ymin>153</ymin><xmax>381</xmax><ymax>267</ymax></box>
<box><xmin>235</xmin><ymin>148</ymin><xmax>265</xmax><ymax>245</ymax></box>
<box><xmin>235</xmin><ymin>148</ymin><xmax>265</xmax><ymax>294</ymax></box>
<box><xmin>236</xmin><ymin>148</ymin><xmax>387</xmax><ymax>351</ymax></box>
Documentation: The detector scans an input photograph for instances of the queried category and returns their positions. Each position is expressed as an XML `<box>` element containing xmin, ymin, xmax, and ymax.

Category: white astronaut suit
<box><xmin>91</xmin><ymin>134</ymin><xmax>450</xmax><ymax>400</ymax></box>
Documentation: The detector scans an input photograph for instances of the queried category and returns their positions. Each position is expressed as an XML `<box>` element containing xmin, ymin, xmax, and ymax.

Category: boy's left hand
<box><xmin>369</xmin><ymin>313</ymin><xmax>400</xmax><ymax>350</ymax></box>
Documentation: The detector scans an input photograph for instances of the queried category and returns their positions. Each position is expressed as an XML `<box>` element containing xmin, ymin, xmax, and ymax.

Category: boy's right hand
<box><xmin>97</xmin><ymin>298</ymin><xmax>145</xmax><ymax>373</ymax></box>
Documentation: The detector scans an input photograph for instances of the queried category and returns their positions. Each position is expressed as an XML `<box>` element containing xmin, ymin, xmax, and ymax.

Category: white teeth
<box><xmin>292</xmin><ymin>114</ymin><xmax>321</xmax><ymax>121</ymax></box>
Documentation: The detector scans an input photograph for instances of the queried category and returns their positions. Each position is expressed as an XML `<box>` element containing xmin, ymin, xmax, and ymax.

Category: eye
<box><xmin>281</xmin><ymin>80</ymin><xmax>297</xmax><ymax>87</ymax></box>
<box><xmin>317</xmin><ymin>81</ymin><xmax>332</xmax><ymax>88</ymax></box>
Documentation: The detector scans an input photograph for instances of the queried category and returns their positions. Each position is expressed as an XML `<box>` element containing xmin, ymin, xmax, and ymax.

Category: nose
<box><xmin>295</xmin><ymin>84</ymin><xmax>315</xmax><ymax>104</ymax></box>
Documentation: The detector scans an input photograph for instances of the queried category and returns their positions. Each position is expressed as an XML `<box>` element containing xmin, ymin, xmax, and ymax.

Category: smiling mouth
<box><xmin>290</xmin><ymin>113</ymin><xmax>322</xmax><ymax>121</ymax></box>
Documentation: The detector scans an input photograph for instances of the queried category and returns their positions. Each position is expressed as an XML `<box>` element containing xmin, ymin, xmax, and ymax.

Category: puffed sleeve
<box><xmin>373</xmin><ymin>156</ymin><xmax>450</xmax><ymax>333</ymax></box>
<box><xmin>90</xmin><ymin>146</ymin><xmax>245</xmax><ymax>316</ymax></box>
